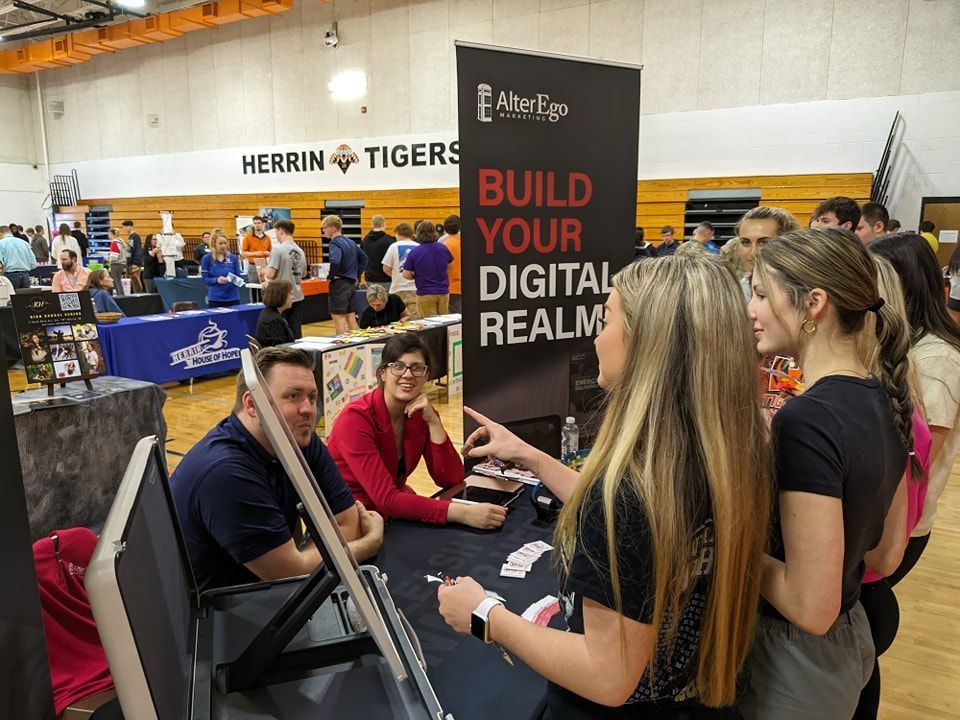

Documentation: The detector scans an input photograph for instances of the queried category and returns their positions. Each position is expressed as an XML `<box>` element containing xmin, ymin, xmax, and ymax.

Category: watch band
<box><xmin>471</xmin><ymin>597</ymin><xmax>504</xmax><ymax>643</ymax></box>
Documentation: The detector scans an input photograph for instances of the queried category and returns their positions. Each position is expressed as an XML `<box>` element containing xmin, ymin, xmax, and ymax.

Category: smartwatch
<box><xmin>470</xmin><ymin>597</ymin><xmax>504</xmax><ymax>643</ymax></box>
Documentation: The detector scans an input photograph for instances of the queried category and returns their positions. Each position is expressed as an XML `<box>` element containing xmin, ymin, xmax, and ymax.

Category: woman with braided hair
<box><xmin>740</xmin><ymin>228</ymin><xmax>914</xmax><ymax>719</ymax></box>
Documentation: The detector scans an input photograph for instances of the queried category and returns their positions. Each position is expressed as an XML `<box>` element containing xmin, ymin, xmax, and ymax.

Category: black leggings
<box><xmin>852</xmin><ymin>579</ymin><xmax>900</xmax><ymax>719</ymax></box>
<box><xmin>887</xmin><ymin>533</ymin><xmax>930</xmax><ymax>588</ymax></box>
<box><xmin>852</xmin><ymin>533</ymin><xmax>931</xmax><ymax>719</ymax></box>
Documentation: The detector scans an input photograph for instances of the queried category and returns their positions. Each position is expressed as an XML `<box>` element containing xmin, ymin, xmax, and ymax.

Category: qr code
<box><xmin>59</xmin><ymin>293</ymin><xmax>81</xmax><ymax>311</ymax></box>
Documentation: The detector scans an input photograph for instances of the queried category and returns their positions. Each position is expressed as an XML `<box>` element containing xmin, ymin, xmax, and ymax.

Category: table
<box><xmin>115</xmin><ymin>293</ymin><xmax>165</xmax><ymax>317</ymax></box>
<box><xmin>154</xmin><ymin>277</ymin><xmax>253</xmax><ymax>310</ymax></box>
<box><xmin>301</xmin><ymin>293</ymin><xmax>331</xmax><ymax>323</ymax></box>
<box><xmin>97</xmin><ymin>304</ymin><xmax>262</xmax><ymax>384</ymax></box>
<box><xmin>377</xmin><ymin>486</ymin><xmax>559</xmax><ymax>720</ymax></box>
<box><xmin>29</xmin><ymin>264</ymin><xmax>57</xmax><ymax>285</ymax></box>
<box><xmin>290</xmin><ymin>317</ymin><xmax>461</xmax><ymax>433</ymax></box>
<box><xmin>12</xmin><ymin>376</ymin><xmax>167</xmax><ymax>540</ymax></box>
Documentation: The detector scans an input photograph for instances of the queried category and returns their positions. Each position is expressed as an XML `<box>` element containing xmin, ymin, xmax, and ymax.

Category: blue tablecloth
<box><xmin>98</xmin><ymin>304</ymin><xmax>262</xmax><ymax>384</ymax></box>
<box><xmin>154</xmin><ymin>277</ymin><xmax>252</xmax><ymax>311</ymax></box>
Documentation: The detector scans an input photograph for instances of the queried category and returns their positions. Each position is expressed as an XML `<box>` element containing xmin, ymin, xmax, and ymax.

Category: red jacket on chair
<box><xmin>327</xmin><ymin>386</ymin><xmax>463</xmax><ymax>524</ymax></box>
<box><xmin>33</xmin><ymin>528</ymin><xmax>114</xmax><ymax>714</ymax></box>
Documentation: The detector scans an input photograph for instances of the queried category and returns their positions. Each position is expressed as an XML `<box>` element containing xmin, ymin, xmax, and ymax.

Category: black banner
<box><xmin>12</xmin><ymin>291</ymin><xmax>104</xmax><ymax>387</ymax></box>
<box><xmin>0</xmin><ymin>351</ymin><xmax>57</xmax><ymax>720</ymax></box>
<box><xmin>457</xmin><ymin>43</ymin><xmax>640</xmax><ymax>447</ymax></box>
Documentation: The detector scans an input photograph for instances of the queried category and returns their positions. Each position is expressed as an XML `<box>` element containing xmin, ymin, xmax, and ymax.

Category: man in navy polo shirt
<box><xmin>171</xmin><ymin>346</ymin><xmax>384</xmax><ymax>591</ymax></box>
<box><xmin>322</xmin><ymin>214</ymin><xmax>367</xmax><ymax>336</ymax></box>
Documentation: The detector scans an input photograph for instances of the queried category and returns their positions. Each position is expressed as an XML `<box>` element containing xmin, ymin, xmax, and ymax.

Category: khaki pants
<box><xmin>396</xmin><ymin>291</ymin><xmax>419</xmax><ymax>319</ymax></box>
<box><xmin>417</xmin><ymin>294</ymin><xmax>448</xmax><ymax>319</ymax></box>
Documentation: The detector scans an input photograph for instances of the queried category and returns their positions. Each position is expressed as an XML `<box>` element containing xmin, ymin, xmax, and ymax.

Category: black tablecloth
<box><xmin>301</xmin><ymin>293</ymin><xmax>331</xmax><ymax>323</ymax></box>
<box><xmin>115</xmin><ymin>293</ymin><xmax>165</xmax><ymax>317</ymax></box>
<box><xmin>29</xmin><ymin>265</ymin><xmax>57</xmax><ymax>285</ymax></box>
<box><xmin>377</xmin><ymin>487</ymin><xmax>558</xmax><ymax>720</ymax></box>
<box><xmin>13</xmin><ymin>376</ymin><xmax>167</xmax><ymax>540</ymax></box>
<box><xmin>1</xmin><ymin>305</ymin><xmax>18</xmax><ymax>364</ymax></box>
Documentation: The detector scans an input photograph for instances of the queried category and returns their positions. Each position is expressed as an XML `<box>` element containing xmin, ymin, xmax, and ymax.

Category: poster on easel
<box><xmin>12</xmin><ymin>291</ymin><xmax>103</xmax><ymax>394</ymax></box>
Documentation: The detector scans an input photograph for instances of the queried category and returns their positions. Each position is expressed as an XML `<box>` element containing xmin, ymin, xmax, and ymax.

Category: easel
<box><xmin>47</xmin><ymin>377</ymin><xmax>94</xmax><ymax>397</ymax></box>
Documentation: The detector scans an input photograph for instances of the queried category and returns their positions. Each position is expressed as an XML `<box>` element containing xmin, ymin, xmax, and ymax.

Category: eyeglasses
<box><xmin>386</xmin><ymin>361</ymin><xmax>429</xmax><ymax>378</ymax></box>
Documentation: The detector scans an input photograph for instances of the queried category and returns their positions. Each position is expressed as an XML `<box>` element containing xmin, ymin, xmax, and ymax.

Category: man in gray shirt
<box><xmin>264</xmin><ymin>219</ymin><xmax>306</xmax><ymax>338</ymax></box>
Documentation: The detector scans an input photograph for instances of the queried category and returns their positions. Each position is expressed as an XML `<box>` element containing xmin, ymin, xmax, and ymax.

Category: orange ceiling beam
<box><xmin>0</xmin><ymin>0</ymin><xmax>295</xmax><ymax>74</ymax></box>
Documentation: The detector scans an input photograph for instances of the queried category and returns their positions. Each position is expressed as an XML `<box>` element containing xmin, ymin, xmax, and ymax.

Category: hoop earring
<box><xmin>801</xmin><ymin>319</ymin><xmax>817</xmax><ymax>334</ymax></box>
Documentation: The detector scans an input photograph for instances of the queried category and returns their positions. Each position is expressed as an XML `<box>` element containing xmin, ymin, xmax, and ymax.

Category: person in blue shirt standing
<box><xmin>693</xmin><ymin>221</ymin><xmax>721</xmax><ymax>254</ymax></box>
<box><xmin>321</xmin><ymin>214</ymin><xmax>368</xmax><ymax>335</ymax></box>
<box><xmin>201</xmin><ymin>231</ymin><xmax>243</xmax><ymax>307</ymax></box>
<box><xmin>84</xmin><ymin>269</ymin><xmax>125</xmax><ymax>315</ymax></box>
<box><xmin>0</xmin><ymin>224</ymin><xmax>37</xmax><ymax>288</ymax></box>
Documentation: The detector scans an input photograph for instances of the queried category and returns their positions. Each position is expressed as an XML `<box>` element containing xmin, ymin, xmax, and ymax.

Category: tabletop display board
<box><xmin>321</xmin><ymin>343</ymin><xmax>384</xmax><ymax>432</ymax></box>
<box><xmin>447</xmin><ymin>322</ymin><xmax>463</xmax><ymax>395</ymax></box>
<box><xmin>11</xmin><ymin>290</ymin><xmax>103</xmax><ymax>392</ymax></box>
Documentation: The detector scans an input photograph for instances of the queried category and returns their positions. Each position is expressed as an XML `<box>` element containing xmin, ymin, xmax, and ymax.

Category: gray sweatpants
<box><xmin>739</xmin><ymin>602</ymin><xmax>874</xmax><ymax>720</ymax></box>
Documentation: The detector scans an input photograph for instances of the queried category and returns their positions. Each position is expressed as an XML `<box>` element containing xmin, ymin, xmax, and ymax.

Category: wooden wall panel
<box><xmin>82</xmin><ymin>172</ymin><xmax>873</xmax><ymax>255</ymax></box>
<box><xmin>634</xmin><ymin>173</ymin><xmax>872</xmax><ymax>241</ymax></box>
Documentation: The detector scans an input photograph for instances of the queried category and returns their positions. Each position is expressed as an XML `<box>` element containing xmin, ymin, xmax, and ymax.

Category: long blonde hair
<box><xmin>211</xmin><ymin>228</ymin><xmax>230</xmax><ymax>261</ymax></box>
<box><xmin>555</xmin><ymin>255</ymin><xmax>771</xmax><ymax>707</ymax></box>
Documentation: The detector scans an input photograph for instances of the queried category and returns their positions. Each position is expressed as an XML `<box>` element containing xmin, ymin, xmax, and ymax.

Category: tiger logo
<box><xmin>332</xmin><ymin>144</ymin><xmax>359</xmax><ymax>174</ymax></box>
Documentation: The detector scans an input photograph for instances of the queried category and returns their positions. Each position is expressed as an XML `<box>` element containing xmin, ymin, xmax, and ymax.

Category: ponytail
<box><xmin>873</xmin><ymin>301</ymin><xmax>922</xmax><ymax>479</ymax></box>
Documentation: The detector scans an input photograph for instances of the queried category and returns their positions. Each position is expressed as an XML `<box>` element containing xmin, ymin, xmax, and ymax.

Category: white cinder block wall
<box><xmin>0</xmin><ymin>74</ymin><xmax>44</xmax><ymax>227</ymax></box>
<box><xmin>4</xmin><ymin>0</ymin><xmax>960</xmax><ymax>226</ymax></box>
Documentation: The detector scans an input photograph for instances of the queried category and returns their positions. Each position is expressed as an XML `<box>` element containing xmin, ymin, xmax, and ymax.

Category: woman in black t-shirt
<box><xmin>359</xmin><ymin>284</ymin><xmax>409</xmax><ymax>328</ymax></box>
<box><xmin>740</xmin><ymin>228</ymin><xmax>914</xmax><ymax>719</ymax></box>
<box><xmin>438</xmin><ymin>256</ymin><xmax>772</xmax><ymax>717</ymax></box>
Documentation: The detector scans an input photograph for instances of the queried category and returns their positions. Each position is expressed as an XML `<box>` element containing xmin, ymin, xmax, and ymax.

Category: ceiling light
<box><xmin>116</xmin><ymin>0</ymin><xmax>146</xmax><ymax>8</ymax></box>
<box><xmin>328</xmin><ymin>70</ymin><xmax>367</xmax><ymax>100</ymax></box>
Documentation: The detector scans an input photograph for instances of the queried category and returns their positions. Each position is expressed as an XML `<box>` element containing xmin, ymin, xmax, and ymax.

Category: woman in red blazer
<box><xmin>328</xmin><ymin>333</ymin><xmax>507</xmax><ymax>529</ymax></box>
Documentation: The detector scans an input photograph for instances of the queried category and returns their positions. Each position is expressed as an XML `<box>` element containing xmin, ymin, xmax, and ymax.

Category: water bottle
<box><xmin>561</xmin><ymin>416</ymin><xmax>579</xmax><ymax>463</ymax></box>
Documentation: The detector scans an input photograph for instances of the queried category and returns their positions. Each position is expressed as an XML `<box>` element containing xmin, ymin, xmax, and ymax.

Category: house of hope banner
<box><xmin>456</xmin><ymin>42</ymin><xmax>641</xmax><ymax>445</ymax></box>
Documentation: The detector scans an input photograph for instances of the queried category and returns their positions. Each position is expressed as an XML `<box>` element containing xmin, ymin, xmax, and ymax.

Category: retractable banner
<box><xmin>456</xmin><ymin>42</ymin><xmax>640</xmax><ymax>446</ymax></box>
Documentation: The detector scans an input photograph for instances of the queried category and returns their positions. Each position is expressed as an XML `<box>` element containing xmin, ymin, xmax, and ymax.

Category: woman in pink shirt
<box><xmin>854</xmin><ymin>256</ymin><xmax>932</xmax><ymax>719</ymax></box>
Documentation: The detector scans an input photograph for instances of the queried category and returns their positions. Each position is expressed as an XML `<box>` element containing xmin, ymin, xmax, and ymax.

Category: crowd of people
<box><xmin>166</xmin><ymin>193</ymin><xmax>959</xmax><ymax>720</ymax></box>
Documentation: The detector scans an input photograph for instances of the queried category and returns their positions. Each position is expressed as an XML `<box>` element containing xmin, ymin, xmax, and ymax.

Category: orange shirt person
<box><xmin>242</xmin><ymin>216</ymin><xmax>272</xmax><ymax>260</ymax></box>
<box><xmin>441</xmin><ymin>214</ymin><xmax>462</xmax><ymax>313</ymax></box>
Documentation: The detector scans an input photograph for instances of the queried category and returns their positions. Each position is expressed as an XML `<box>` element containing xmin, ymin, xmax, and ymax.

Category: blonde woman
<box><xmin>106</xmin><ymin>227</ymin><xmax>129</xmax><ymax>296</ymax></box>
<box><xmin>742</xmin><ymin>228</ymin><xmax>914</xmax><ymax>719</ymax></box>
<box><xmin>438</xmin><ymin>256</ymin><xmax>771</xmax><ymax>717</ymax></box>
<box><xmin>200</xmin><ymin>229</ymin><xmax>242</xmax><ymax>307</ymax></box>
